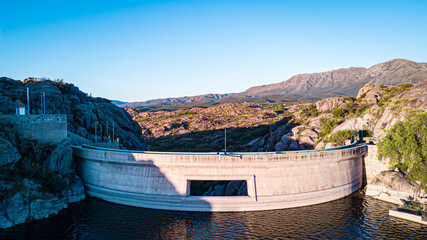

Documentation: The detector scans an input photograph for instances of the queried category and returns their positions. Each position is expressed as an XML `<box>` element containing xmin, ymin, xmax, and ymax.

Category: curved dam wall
<box><xmin>73</xmin><ymin>144</ymin><xmax>367</xmax><ymax>212</ymax></box>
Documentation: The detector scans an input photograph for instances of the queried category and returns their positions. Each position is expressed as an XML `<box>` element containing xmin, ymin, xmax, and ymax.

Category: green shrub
<box><xmin>344</xmin><ymin>96</ymin><xmax>356</xmax><ymax>102</ymax></box>
<box><xmin>264</xmin><ymin>104</ymin><xmax>286</xmax><ymax>112</ymax></box>
<box><xmin>343</xmin><ymin>102</ymin><xmax>355</xmax><ymax>113</ymax></box>
<box><xmin>364</xmin><ymin>130</ymin><xmax>374</xmax><ymax>137</ymax></box>
<box><xmin>19</xmin><ymin>138</ymin><xmax>54</xmax><ymax>164</ymax></box>
<box><xmin>300</xmin><ymin>103</ymin><xmax>319</xmax><ymax>118</ymax></box>
<box><xmin>332</xmin><ymin>108</ymin><xmax>348</xmax><ymax>118</ymax></box>
<box><xmin>398</xmin><ymin>83</ymin><xmax>413</xmax><ymax>91</ymax></box>
<box><xmin>327</xmin><ymin>130</ymin><xmax>357</xmax><ymax>146</ymax></box>
<box><xmin>318</xmin><ymin>119</ymin><xmax>343</xmax><ymax>138</ymax></box>
<box><xmin>355</xmin><ymin>103</ymin><xmax>369</xmax><ymax>116</ymax></box>
<box><xmin>377</xmin><ymin>112</ymin><xmax>427</xmax><ymax>191</ymax></box>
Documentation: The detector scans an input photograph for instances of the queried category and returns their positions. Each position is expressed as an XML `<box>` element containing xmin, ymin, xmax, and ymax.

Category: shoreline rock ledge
<box><xmin>0</xmin><ymin>137</ymin><xmax>85</xmax><ymax>229</ymax></box>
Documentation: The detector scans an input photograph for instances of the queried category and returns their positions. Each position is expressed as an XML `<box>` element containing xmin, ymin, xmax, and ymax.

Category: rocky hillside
<box><xmin>0</xmin><ymin>122</ymin><xmax>85</xmax><ymax>228</ymax></box>
<box><xmin>0</xmin><ymin>77</ymin><xmax>148</xmax><ymax>228</ymax></box>
<box><xmin>242</xmin><ymin>59</ymin><xmax>427</xmax><ymax>97</ymax></box>
<box><xmin>127</xmin><ymin>102</ymin><xmax>294</xmax><ymax>152</ymax></box>
<box><xmin>0</xmin><ymin>77</ymin><xmax>144</xmax><ymax>150</ymax></box>
<box><xmin>128</xmin><ymin>79</ymin><xmax>426</xmax><ymax>152</ymax></box>
<box><xmin>122</xmin><ymin>59</ymin><xmax>427</xmax><ymax>108</ymax></box>
<box><xmin>250</xmin><ymin>79</ymin><xmax>426</xmax><ymax>152</ymax></box>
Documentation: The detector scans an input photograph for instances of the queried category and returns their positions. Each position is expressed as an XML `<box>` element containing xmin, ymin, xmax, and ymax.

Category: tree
<box><xmin>332</xmin><ymin>108</ymin><xmax>348</xmax><ymax>118</ymax></box>
<box><xmin>377</xmin><ymin>113</ymin><xmax>427</xmax><ymax>191</ymax></box>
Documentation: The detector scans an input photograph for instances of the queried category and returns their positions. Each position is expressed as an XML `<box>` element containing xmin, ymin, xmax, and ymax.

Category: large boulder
<box><xmin>29</xmin><ymin>197</ymin><xmax>67</xmax><ymax>221</ymax></box>
<box><xmin>332</xmin><ymin>114</ymin><xmax>374</xmax><ymax>133</ymax></box>
<box><xmin>275</xmin><ymin>133</ymin><xmax>294</xmax><ymax>151</ymax></box>
<box><xmin>356</xmin><ymin>83</ymin><xmax>394</xmax><ymax>104</ymax></box>
<box><xmin>291</xmin><ymin>125</ymin><xmax>310</xmax><ymax>136</ymax></box>
<box><xmin>299</xmin><ymin>136</ymin><xmax>315</xmax><ymax>147</ymax></box>
<box><xmin>275</xmin><ymin>141</ymin><xmax>286</xmax><ymax>151</ymax></box>
<box><xmin>366</xmin><ymin>170</ymin><xmax>424</xmax><ymax>204</ymax></box>
<box><xmin>44</xmin><ymin>138</ymin><xmax>73</xmax><ymax>175</ymax></box>
<box><xmin>315</xmin><ymin>98</ymin><xmax>346</xmax><ymax>112</ymax></box>
<box><xmin>289</xmin><ymin>141</ymin><xmax>300</xmax><ymax>150</ymax></box>
<box><xmin>0</xmin><ymin>137</ymin><xmax>20</xmax><ymax>167</ymax></box>
<box><xmin>60</xmin><ymin>175</ymin><xmax>85</xmax><ymax>203</ymax></box>
<box><xmin>225</xmin><ymin>181</ymin><xmax>241</xmax><ymax>196</ymax></box>
<box><xmin>210</xmin><ymin>184</ymin><xmax>227</xmax><ymax>196</ymax></box>
<box><xmin>315</xmin><ymin>141</ymin><xmax>325</xmax><ymax>149</ymax></box>
<box><xmin>3</xmin><ymin>193</ymin><xmax>29</xmax><ymax>226</ymax></box>
<box><xmin>370</xmin><ymin>171</ymin><xmax>421</xmax><ymax>194</ymax></box>
<box><xmin>237</xmin><ymin>181</ymin><xmax>248</xmax><ymax>196</ymax></box>
<box><xmin>300</xmin><ymin>129</ymin><xmax>318</xmax><ymax>138</ymax></box>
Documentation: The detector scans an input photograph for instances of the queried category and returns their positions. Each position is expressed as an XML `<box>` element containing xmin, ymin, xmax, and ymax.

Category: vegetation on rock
<box><xmin>127</xmin><ymin>80</ymin><xmax>426</xmax><ymax>152</ymax></box>
<box><xmin>377</xmin><ymin>113</ymin><xmax>427</xmax><ymax>191</ymax></box>
<box><xmin>326</xmin><ymin>130</ymin><xmax>357</xmax><ymax>146</ymax></box>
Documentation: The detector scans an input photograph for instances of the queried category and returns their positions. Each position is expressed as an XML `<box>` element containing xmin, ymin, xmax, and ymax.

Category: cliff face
<box><xmin>0</xmin><ymin>77</ymin><xmax>144</xmax><ymax>150</ymax></box>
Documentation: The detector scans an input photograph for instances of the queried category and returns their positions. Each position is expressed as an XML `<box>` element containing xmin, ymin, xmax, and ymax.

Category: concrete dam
<box><xmin>72</xmin><ymin>144</ymin><xmax>367</xmax><ymax>212</ymax></box>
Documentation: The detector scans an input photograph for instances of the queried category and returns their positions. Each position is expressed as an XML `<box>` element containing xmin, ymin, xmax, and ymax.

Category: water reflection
<box><xmin>1</xmin><ymin>190</ymin><xmax>426</xmax><ymax>239</ymax></box>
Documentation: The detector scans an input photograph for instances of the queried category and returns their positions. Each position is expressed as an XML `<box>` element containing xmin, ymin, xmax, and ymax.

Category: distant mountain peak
<box><xmin>122</xmin><ymin>59</ymin><xmax>427</xmax><ymax>108</ymax></box>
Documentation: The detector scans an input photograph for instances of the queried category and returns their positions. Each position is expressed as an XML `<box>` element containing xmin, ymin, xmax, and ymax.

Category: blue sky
<box><xmin>1</xmin><ymin>0</ymin><xmax>426</xmax><ymax>102</ymax></box>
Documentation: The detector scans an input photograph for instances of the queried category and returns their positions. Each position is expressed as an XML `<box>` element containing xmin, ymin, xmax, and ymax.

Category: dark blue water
<box><xmin>1</xmin><ymin>190</ymin><xmax>426</xmax><ymax>239</ymax></box>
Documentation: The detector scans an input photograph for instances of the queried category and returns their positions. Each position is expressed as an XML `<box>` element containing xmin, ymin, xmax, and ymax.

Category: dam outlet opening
<box><xmin>189</xmin><ymin>180</ymin><xmax>248</xmax><ymax>196</ymax></box>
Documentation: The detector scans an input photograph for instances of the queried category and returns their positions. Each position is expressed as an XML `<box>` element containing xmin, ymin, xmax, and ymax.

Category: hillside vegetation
<box><xmin>128</xmin><ymin>80</ymin><xmax>426</xmax><ymax>153</ymax></box>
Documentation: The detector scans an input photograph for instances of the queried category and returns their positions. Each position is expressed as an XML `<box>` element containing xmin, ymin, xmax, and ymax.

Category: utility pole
<box><xmin>224</xmin><ymin>128</ymin><xmax>227</xmax><ymax>153</ymax></box>
<box><xmin>99</xmin><ymin>124</ymin><xmax>102</xmax><ymax>142</ymax></box>
<box><xmin>40</xmin><ymin>94</ymin><xmax>43</xmax><ymax>114</ymax></box>
<box><xmin>112</xmin><ymin>122</ymin><xmax>115</xmax><ymax>141</ymax></box>
<box><xmin>107</xmin><ymin>122</ymin><xmax>109</xmax><ymax>140</ymax></box>
<box><xmin>43</xmin><ymin>92</ymin><xmax>45</xmax><ymax>114</ymax></box>
<box><xmin>27</xmin><ymin>88</ymin><xmax>30</xmax><ymax>115</ymax></box>
<box><xmin>95</xmin><ymin>122</ymin><xmax>98</xmax><ymax>143</ymax></box>
<box><xmin>40</xmin><ymin>92</ymin><xmax>46</xmax><ymax>114</ymax></box>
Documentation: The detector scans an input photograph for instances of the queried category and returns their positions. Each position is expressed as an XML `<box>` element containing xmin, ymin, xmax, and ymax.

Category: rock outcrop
<box><xmin>356</xmin><ymin>84</ymin><xmax>388</xmax><ymax>103</ymax></box>
<box><xmin>0</xmin><ymin>137</ymin><xmax>20</xmax><ymax>167</ymax></box>
<box><xmin>195</xmin><ymin>181</ymin><xmax>247</xmax><ymax>196</ymax></box>
<box><xmin>0</xmin><ymin>175</ymin><xmax>84</xmax><ymax>229</ymax></box>
<box><xmin>254</xmin><ymin>124</ymin><xmax>320</xmax><ymax>152</ymax></box>
<box><xmin>316</xmin><ymin>98</ymin><xmax>346</xmax><ymax>112</ymax></box>
<box><xmin>332</xmin><ymin>114</ymin><xmax>374</xmax><ymax>133</ymax></box>
<box><xmin>370</xmin><ymin>171</ymin><xmax>421</xmax><ymax>194</ymax></box>
<box><xmin>372</xmin><ymin>79</ymin><xmax>427</xmax><ymax>139</ymax></box>
<box><xmin>44</xmin><ymin>138</ymin><xmax>73</xmax><ymax>175</ymax></box>
<box><xmin>366</xmin><ymin>171</ymin><xmax>423</xmax><ymax>204</ymax></box>
<box><xmin>0</xmin><ymin>77</ymin><xmax>144</xmax><ymax>150</ymax></box>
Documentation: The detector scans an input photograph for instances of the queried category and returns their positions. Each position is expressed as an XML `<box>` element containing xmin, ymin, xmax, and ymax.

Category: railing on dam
<box><xmin>73</xmin><ymin>143</ymin><xmax>367</xmax><ymax>212</ymax></box>
<box><xmin>79</xmin><ymin>141</ymin><xmax>362</xmax><ymax>155</ymax></box>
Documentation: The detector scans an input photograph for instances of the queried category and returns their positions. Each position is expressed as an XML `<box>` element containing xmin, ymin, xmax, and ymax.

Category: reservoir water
<box><xmin>1</xmin><ymin>190</ymin><xmax>426</xmax><ymax>239</ymax></box>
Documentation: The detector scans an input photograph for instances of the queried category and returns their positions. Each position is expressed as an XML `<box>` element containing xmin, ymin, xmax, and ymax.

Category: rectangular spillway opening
<box><xmin>189</xmin><ymin>180</ymin><xmax>248</xmax><ymax>196</ymax></box>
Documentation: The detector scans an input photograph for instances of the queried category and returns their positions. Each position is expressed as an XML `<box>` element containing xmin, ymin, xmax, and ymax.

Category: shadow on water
<box><xmin>1</xmin><ymin>190</ymin><xmax>427</xmax><ymax>239</ymax></box>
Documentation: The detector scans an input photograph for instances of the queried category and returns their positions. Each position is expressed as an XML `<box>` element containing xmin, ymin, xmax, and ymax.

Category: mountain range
<box><xmin>120</xmin><ymin>59</ymin><xmax>427</xmax><ymax>108</ymax></box>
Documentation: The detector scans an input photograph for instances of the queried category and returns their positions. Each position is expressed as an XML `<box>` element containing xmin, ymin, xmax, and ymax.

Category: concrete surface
<box><xmin>73</xmin><ymin>144</ymin><xmax>367</xmax><ymax>212</ymax></box>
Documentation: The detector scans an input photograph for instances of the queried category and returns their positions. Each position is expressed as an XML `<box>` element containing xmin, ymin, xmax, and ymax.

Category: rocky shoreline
<box><xmin>0</xmin><ymin>175</ymin><xmax>84</xmax><ymax>228</ymax></box>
